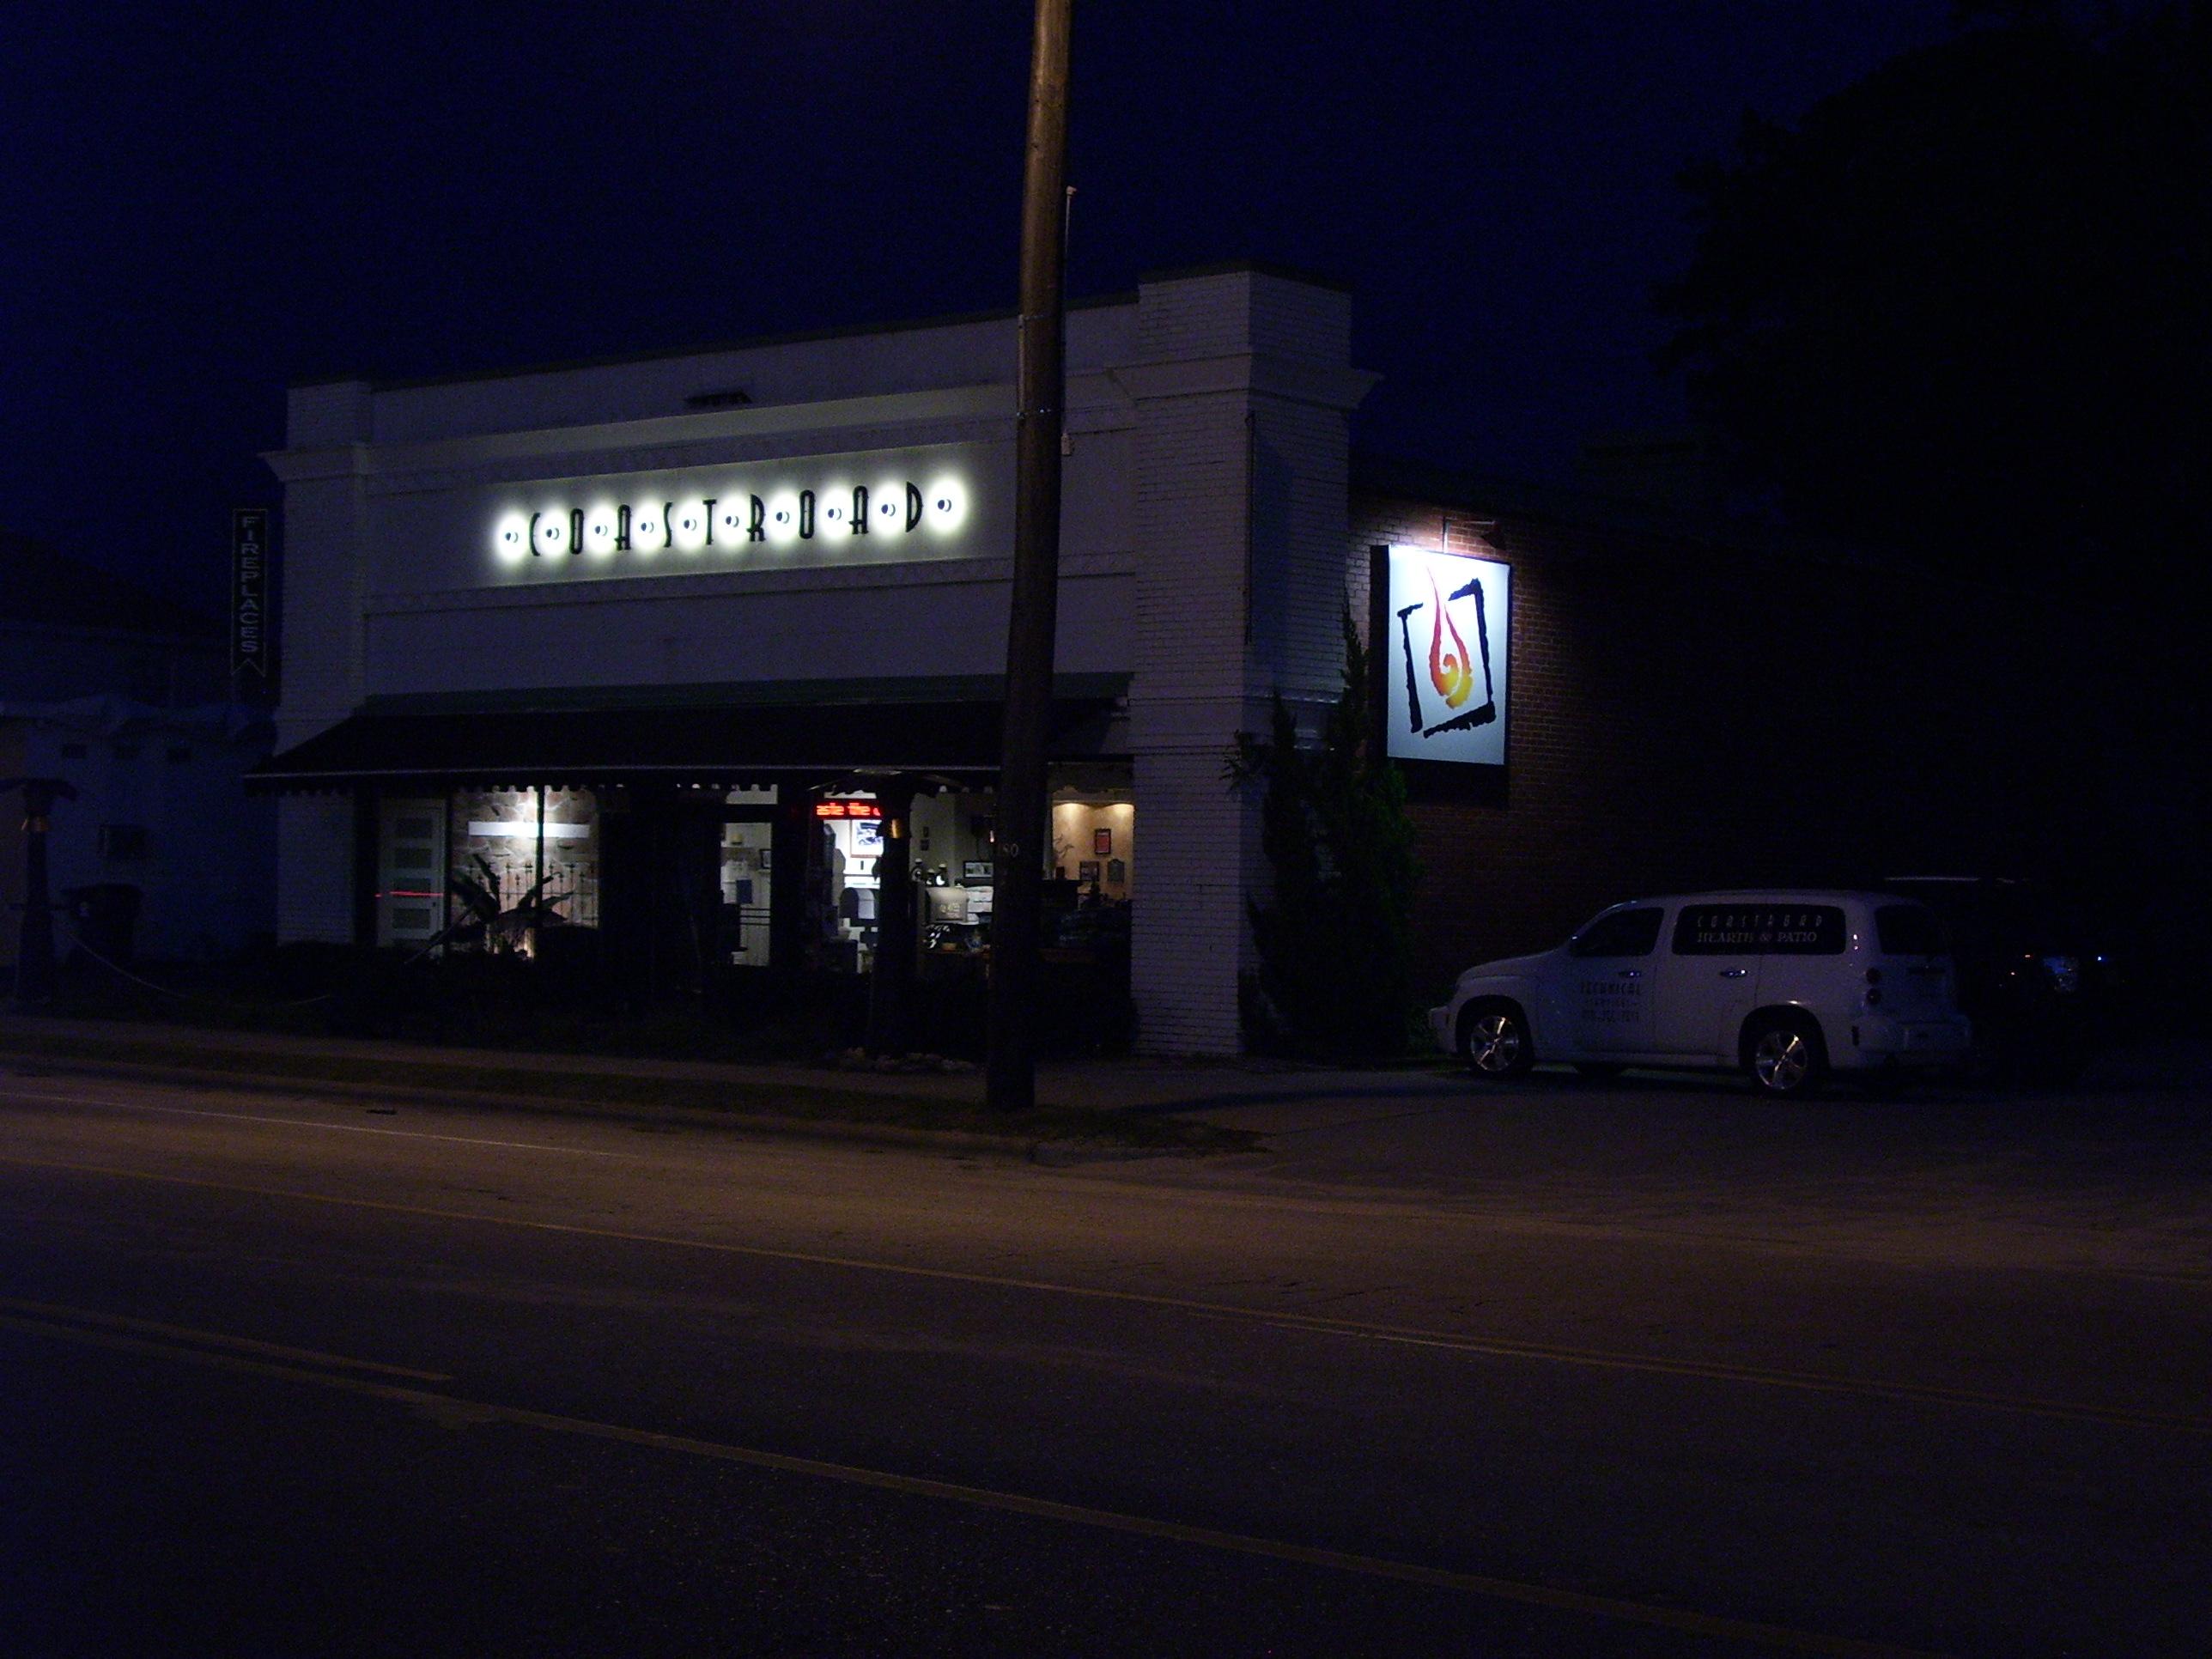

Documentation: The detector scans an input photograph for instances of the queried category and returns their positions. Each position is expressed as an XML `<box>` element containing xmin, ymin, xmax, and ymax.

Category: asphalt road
<box><xmin>2</xmin><ymin>1061</ymin><xmax>2208</xmax><ymax>1656</ymax></box>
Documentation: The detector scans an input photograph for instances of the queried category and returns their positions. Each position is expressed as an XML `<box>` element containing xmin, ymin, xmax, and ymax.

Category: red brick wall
<box><xmin>1352</xmin><ymin>493</ymin><xmax>2036</xmax><ymax>998</ymax></box>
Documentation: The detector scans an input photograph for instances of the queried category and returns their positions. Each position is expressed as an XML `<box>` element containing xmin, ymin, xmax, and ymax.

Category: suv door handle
<box><xmin>1720</xmin><ymin>968</ymin><xmax>1749</xmax><ymax>979</ymax></box>
<box><xmin>1616</xmin><ymin>969</ymin><xmax>1641</xmax><ymax>980</ymax></box>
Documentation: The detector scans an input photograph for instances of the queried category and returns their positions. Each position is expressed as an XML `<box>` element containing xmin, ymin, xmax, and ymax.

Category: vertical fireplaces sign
<box><xmin>231</xmin><ymin>507</ymin><xmax>276</xmax><ymax>702</ymax></box>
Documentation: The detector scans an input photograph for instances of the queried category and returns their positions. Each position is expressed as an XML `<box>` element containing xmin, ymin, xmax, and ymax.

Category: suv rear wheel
<box><xmin>1460</xmin><ymin>1000</ymin><xmax>1534</xmax><ymax>1079</ymax></box>
<box><xmin>1746</xmin><ymin>1012</ymin><xmax>1826</xmax><ymax>1099</ymax></box>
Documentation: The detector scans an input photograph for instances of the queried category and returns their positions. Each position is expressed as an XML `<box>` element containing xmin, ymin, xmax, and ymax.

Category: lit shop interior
<box><xmin>369</xmin><ymin>771</ymin><xmax>1133</xmax><ymax>988</ymax></box>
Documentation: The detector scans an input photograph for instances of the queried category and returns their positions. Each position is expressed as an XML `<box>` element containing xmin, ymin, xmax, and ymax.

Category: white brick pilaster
<box><xmin>1124</xmin><ymin>269</ymin><xmax>1373</xmax><ymax>1054</ymax></box>
<box><xmin>267</xmin><ymin>382</ymin><xmax>374</xmax><ymax>945</ymax></box>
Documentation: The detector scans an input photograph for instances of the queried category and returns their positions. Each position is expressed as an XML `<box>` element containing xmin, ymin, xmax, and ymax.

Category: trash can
<box><xmin>63</xmin><ymin>883</ymin><xmax>143</xmax><ymax>967</ymax></box>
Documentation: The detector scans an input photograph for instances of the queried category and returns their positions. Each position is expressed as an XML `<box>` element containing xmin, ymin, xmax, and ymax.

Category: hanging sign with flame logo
<box><xmin>1382</xmin><ymin>545</ymin><xmax>1510</xmax><ymax>767</ymax></box>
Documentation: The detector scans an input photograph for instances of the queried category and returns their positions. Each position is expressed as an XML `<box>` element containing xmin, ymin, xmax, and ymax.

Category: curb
<box><xmin>0</xmin><ymin>1049</ymin><xmax>1198</xmax><ymax>1166</ymax></box>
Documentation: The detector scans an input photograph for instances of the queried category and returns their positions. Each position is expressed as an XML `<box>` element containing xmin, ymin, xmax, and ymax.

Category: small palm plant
<box><xmin>433</xmin><ymin>854</ymin><xmax>568</xmax><ymax>955</ymax></box>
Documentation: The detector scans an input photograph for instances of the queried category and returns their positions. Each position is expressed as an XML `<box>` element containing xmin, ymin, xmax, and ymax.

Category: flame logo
<box><xmin>1427</xmin><ymin>570</ymin><xmax>1474</xmax><ymax>708</ymax></box>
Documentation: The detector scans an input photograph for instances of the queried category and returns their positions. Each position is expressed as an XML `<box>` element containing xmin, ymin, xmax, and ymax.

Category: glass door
<box><xmin>720</xmin><ymin>819</ymin><xmax>775</xmax><ymax>964</ymax></box>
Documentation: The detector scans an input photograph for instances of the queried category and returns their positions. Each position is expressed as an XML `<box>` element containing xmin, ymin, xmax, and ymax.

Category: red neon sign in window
<box><xmin>814</xmin><ymin>801</ymin><xmax>883</xmax><ymax>819</ymax></box>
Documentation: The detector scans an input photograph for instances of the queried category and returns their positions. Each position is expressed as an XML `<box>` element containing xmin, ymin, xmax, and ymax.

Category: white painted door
<box><xmin>1657</xmin><ymin>902</ymin><xmax>1765</xmax><ymax>1060</ymax></box>
<box><xmin>377</xmin><ymin>798</ymin><xmax>446</xmax><ymax>949</ymax></box>
<box><xmin>1562</xmin><ymin>906</ymin><xmax>1664</xmax><ymax>1054</ymax></box>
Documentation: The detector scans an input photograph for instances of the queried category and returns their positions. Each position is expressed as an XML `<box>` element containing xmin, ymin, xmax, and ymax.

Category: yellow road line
<box><xmin>0</xmin><ymin>1296</ymin><xmax>451</xmax><ymax>1382</ymax></box>
<box><xmin>4</xmin><ymin>1152</ymin><xmax>2205</xmax><ymax>1437</ymax></box>
<box><xmin>0</xmin><ymin>1308</ymin><xmax>1946</xmax><ymax>1659</ymax></box>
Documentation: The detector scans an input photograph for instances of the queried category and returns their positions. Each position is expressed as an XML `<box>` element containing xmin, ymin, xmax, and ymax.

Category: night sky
<box><xmin>3</xmin><ymin>2</ymin><xmax>1949</xmax><ymax>617</ymax></box>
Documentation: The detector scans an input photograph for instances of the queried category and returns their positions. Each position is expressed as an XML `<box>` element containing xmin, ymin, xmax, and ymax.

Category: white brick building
<box><xmin>258</xmin><ymin>264</ymin><xmax>1375</xmax><ymax>1054</ymax></box>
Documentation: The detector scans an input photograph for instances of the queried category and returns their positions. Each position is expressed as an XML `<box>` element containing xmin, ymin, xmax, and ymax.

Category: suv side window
<box><xmin>1672</xmin><ymin>904</ymin><xmax>1846</xmax><ymax>955</ymax></box>
<box><xmin>1674</xmin><ymin>905</ymin><xmax>1761</xmax><ymax>955</ymax></box>
<box><xmin>1569</xmin><ymin>908</ymin><xmax>1662</xmax><ymax>958</ymax></box>
<box><xmin>1765</xmin><ymin>907</ymin><xmax>1846</xmax><ymax>954</ymax></box>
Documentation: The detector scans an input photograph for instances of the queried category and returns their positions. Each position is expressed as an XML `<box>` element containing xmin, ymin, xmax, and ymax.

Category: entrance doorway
<box><xmin>719</xmin><ymin>788</ymin><xmax>777</xmax><ymax>967</ymax></box>
<box><xmin>375</xmin><ymin>798</ymin><xmax>445</xmax><ymax>948</ymax></box>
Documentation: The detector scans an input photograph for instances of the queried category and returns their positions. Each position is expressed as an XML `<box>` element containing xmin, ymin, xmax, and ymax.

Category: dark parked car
<box><xmin>1881</xmin><ymin>877</ymin><xmax>2123</xmax><ymax>1082</ymax></box>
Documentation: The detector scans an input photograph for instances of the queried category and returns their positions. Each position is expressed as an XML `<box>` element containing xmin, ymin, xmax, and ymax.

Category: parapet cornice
<box><xmin>1111</xmin><ymin>354</ymin><xmax>1378</xmax><ymax>411</ymax></box>
<box><xmin>265</xmin><ymin>385</ymin><xmax>1013</xmax><ymax>484</ymax></box>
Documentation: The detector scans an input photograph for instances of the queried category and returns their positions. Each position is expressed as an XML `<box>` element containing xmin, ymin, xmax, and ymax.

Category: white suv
<box><xmin>1429</xmin><ymin>890</ymin><xmax>1972</xmax><ymax>1097</ymax></box>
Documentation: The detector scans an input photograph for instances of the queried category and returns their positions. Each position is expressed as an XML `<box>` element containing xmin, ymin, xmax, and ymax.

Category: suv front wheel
<box><xmin>1745</xmin><ymin>1012</ymin><xmax>1826</xmax><ymax>1099</ymax></box>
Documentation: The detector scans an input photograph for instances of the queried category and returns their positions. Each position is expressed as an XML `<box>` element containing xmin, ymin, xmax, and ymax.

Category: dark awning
<box><xmin>249</xmin><ymin>696</ymin><xmax>1125</xmax><ymax>793</ymax></box>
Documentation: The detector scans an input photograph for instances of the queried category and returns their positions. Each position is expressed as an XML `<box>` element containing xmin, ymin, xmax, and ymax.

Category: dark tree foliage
<box><xmin>1229</xmin><ymin>617</ymin><xmax>1420</xmax><ymax>1060</ymax></box>
<box><xmin>1659</xmin><ymin>1</ymin><xmax>2209</xmax><ymax>592</ymax></box>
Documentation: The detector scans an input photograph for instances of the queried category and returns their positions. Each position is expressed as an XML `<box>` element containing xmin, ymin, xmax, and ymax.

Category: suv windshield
<box><xmin>1875</xmin><ymin>903</ymin><xmax>1947</xmax><ymax>957</ymax></box>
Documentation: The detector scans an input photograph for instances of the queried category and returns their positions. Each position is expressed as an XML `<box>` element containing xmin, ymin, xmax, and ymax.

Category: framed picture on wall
<box><xmin>1078</xmin><ymin>860</ymin><xmax>1102</xmax><ymax>888</ymax></box>
<box><xmin>1107</xmin><ymin>859</ymin><xmax>1125</xmax><ymax>886</ymax></box>
<box><xmin>1093</xmin><ymin>827</ymin><xmax>1112</xmax><ymax>855</ymax></box>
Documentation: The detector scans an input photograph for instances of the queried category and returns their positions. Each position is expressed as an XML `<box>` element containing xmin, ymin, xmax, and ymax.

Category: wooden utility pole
<box><xmin>988</xmin><ymin>0</ymin><xmax>1073</xmax><ymax>1114</ymax></box>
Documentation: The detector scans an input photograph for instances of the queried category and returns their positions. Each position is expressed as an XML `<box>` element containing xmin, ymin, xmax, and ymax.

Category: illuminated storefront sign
<box><xmin>1382</xmin><ymin>544</ymin><xmax>1510</xmax><ymax>768</ymax></box>
<box><xmin>814</xmin><ymin>800</ymin><xmax>883</xmax><ymax>819</ymax></box>
<box><xmin>492</xmin><ymin>464</ymin><xmax>972</xmax><ymax>571</ymax></box>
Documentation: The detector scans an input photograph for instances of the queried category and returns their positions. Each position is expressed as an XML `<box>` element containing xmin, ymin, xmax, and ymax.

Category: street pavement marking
<box><xmin>0</xmin><ymin>1086</ymin><xmax>642</xmax><ymax>1159</ymax></box>
<box><xmin>0</xmin><ymin>1296</ymin><xmax>452</xmax><ymax>1382</ymax></box>
<box><xmin>6</xmin><ymin>1151</ymin><xmax>2208</xmax><ymax>1439</ymax></box>
<box><xmin>0</xmin><ymin>1307</ymin><xmax>1945</xmax><ymax>1659</ymax></box>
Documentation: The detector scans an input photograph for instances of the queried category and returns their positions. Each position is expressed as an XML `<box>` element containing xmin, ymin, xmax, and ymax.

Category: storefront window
<box><xmin>810</xmin><ymin>793</ymin><xmax>882</xmax><ymax>972</ymax></box>
<box><xmin>720</xmin><ymin>812</ymin><xmax>774</xmax><ymax>965</ymax></box>
<box><xmin>1050</xmin><ymin>790</ymin><xmax>1134</xmax><ymax>902</ymax></box>
<box><xmin>909</xmin><ymin>788</ymin><xmax>998</xmax><ymax>953</ymax></box>
<box><xmin>447</xmin><ymin>786</ymin><xmax>600</xmax><ymax>954</ymax></box>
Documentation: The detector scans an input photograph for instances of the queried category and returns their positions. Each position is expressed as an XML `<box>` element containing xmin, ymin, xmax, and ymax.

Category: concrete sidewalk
<box><xmin>6</xmin><ymin>1011</ymin><xmax>2202</xmax><ymax>1154</ymax></box>
<box><xmin>0</xmin><ymin>1011</ymin><xmax>1462</xmax><ymax>1140</ymax></box>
